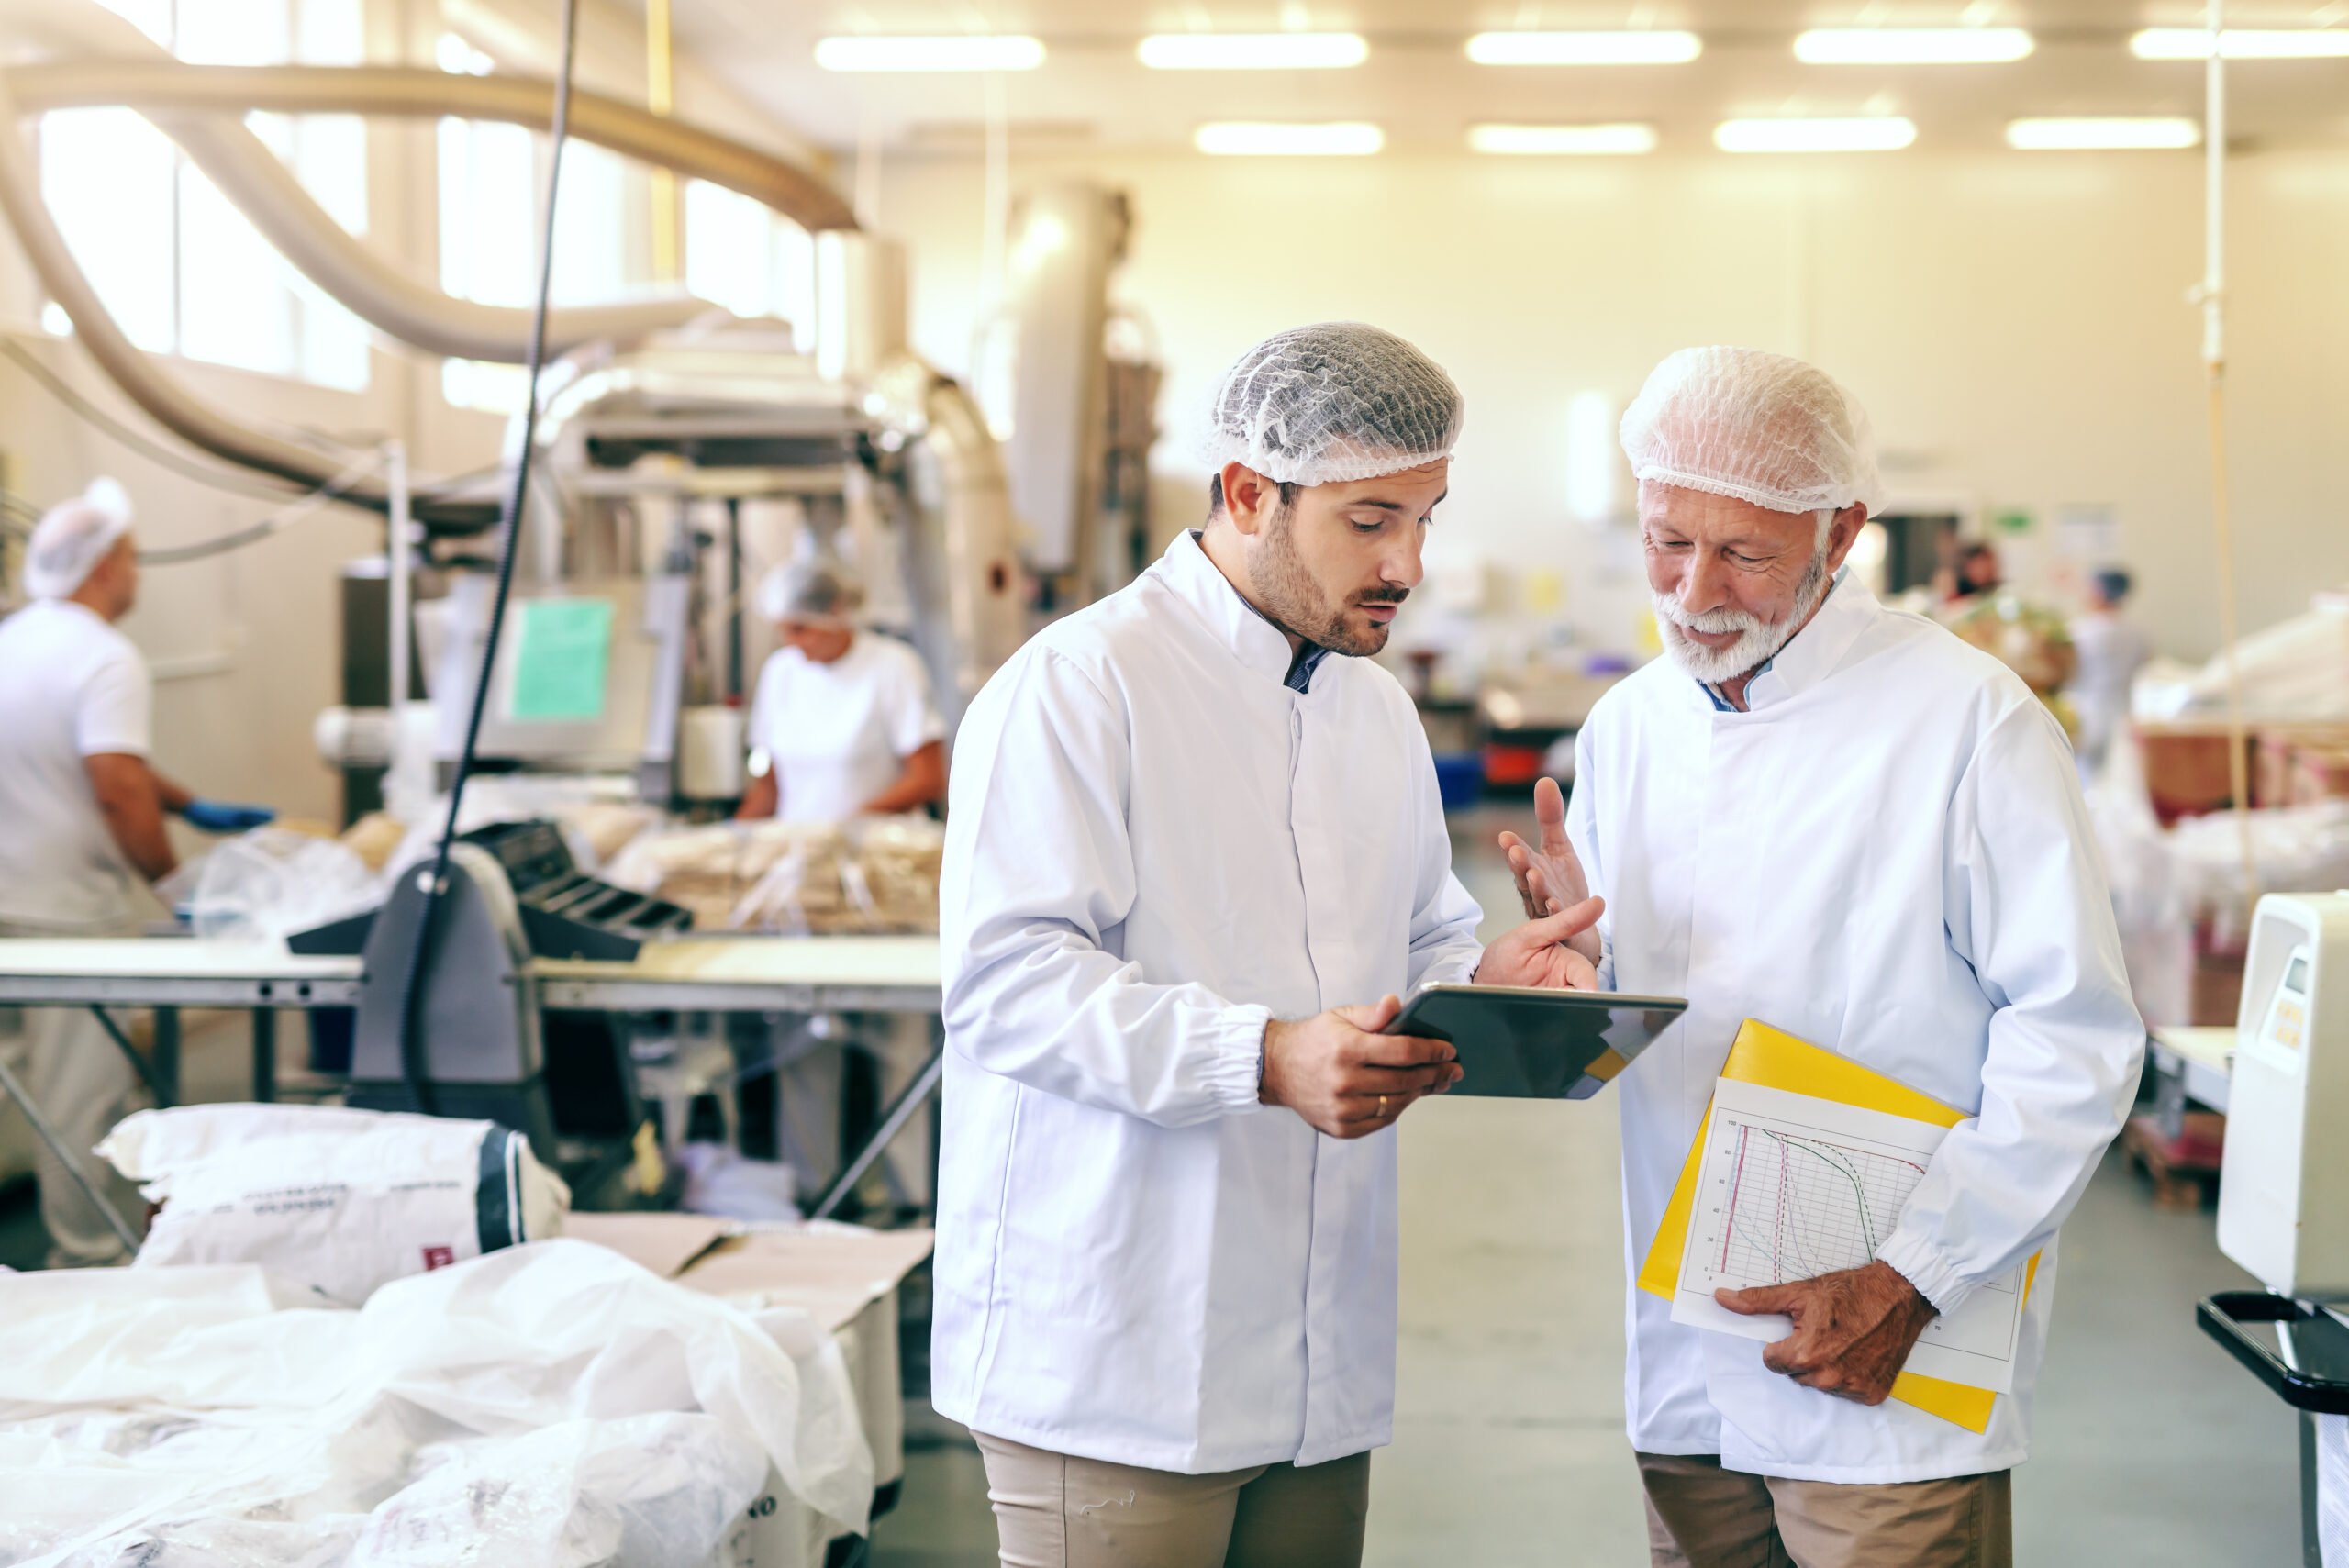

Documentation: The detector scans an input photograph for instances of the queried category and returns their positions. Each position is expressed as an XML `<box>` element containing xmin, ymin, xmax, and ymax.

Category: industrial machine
<box><xmin>2195</xmin><ymin>893</ymin><xmax>2349</xmax><ymax>1566</ymax></box>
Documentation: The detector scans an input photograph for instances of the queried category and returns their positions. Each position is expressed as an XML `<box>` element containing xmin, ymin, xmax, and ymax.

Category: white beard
<box><xmin>1653</xmin><ymin>550</ymin><xmax>1831</xmax><ymax>686</ymax></box>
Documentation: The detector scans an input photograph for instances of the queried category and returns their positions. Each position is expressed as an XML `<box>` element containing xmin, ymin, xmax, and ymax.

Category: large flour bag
<box><xmin>98</xmin><ymin>1103</ymin><xmax>570</xmax><ymax>1304</ymax></box>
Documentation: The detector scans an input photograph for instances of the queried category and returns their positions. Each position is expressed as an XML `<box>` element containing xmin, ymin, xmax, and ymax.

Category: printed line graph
<box><xmin>1715</xmin><ymin>1121</ymin><xmax>1928</xmax><ymax>1285</ymax></box>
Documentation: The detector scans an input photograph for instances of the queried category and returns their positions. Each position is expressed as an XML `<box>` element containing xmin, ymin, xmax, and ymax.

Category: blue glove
<box><xmin>183</xmin><ymin>800</ymin><xmax>276</xmax><ymax>833</ymax></box>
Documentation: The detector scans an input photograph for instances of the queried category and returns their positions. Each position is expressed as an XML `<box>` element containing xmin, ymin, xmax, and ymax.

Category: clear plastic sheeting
<box><xmin>1199</xmin><ymin>321</ymin><xmax>1464</xmax><ymax>487</ymax></box>
<box><xmin>184</xmin><ymin>828</ymin><xmax>379</xmax><ymax>943</ymax></box>
<box><xmin>2132</xmin><ymin>593</ymin><xmax>2349</xmax><ymax>723</ymax></box>
<box><xmin>2321</xmin><ymin>1412</ymin><xmax>2349</xmax><ymax>1568</ymax></box>
<box><xmin>0</xmin><ymin>1240</ymin><xmax>874</xmax><ymax>1567</ymax></box>
<box><xmin>1618</xmin><ymin>345</ymin><xmax>1885</xmax><ymax>517</ymax></box>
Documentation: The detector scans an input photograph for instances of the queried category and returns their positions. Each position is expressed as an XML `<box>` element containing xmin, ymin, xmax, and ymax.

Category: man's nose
<box><xmin>1382</xmin><ymin>531</ymin><xmax>1426</xmax><ymax>590</ymax></box>
<box><xmin>1680</xmin><ymin>550</ymin><xmax>1731</xmax><ymax>615</ymax></box>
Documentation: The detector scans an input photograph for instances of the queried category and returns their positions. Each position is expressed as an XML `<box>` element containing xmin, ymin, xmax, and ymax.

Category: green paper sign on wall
<box><xmin>1993</xmin><ymin>508</ymin><xmax>2034</xmax><ymax>536</ymax></box>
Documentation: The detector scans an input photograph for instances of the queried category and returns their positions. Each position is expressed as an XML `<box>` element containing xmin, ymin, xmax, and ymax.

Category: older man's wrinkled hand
<box><xmin>1714</xmin><ymin>1260</ymin><xmax>1938</xmax><ymax>1406</ymax></box>
<box><xmin>1474</xmin><ymin>895</ymin><xmax>1606</xmax><ymax>991</ymax></box>
<box><xmin>1497</xmin><ymin>777</ymin><xmax>1601</xmax><ymax>966</ymax></box>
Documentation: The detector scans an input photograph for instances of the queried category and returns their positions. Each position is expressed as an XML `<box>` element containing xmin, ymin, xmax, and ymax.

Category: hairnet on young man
<box><xmin>1201</xmin><ymin>321</ymin><xmax>1464</xmax><ymax>488</ymax></box>
<box><xmin>1620</xmin><ymin>346</ymin><xmax>1885</xmax><ymax>517</ymax></box>
<box><xmin>25</xmin><ymin>477</ymin><xmax>134</xmax><ymax>599</ymax></box>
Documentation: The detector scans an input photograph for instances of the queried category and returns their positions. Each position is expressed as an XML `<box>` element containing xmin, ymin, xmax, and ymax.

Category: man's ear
<box><xmin>1220</xmin><ymin>462</ymin><xmax>1277</xmax><ymax>539</ymax></box>
<box><xmin>1823</xmin><ymin>503</ymin><xmax>1868</xmax><ymax>572</ymax></box>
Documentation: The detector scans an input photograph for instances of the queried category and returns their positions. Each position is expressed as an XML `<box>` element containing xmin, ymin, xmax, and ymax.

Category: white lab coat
<box><xmin>932</xmin><ymin>530</ymin><xmax>1486</xmax><ymax>1473</ymax></box>
<box><xmin>1568</xmin><ymin>573</ymin><xmax>2143</xmax><ymax>1484</ymax></box>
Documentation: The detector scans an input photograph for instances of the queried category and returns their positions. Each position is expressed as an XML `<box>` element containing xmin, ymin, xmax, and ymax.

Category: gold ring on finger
<box><xmin>1377</xmin><ymin>1094</ymin><xmax>1389</xmax><ymax>1118</ymax></box>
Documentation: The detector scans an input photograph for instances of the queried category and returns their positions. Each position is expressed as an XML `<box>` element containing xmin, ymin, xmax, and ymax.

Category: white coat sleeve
<box><xmin>939</xmin><ymin>646</ymin><xmax>1269</xmax><ymax>1128</ymax></box>
<box><xmin>1566</xmin><ymin>723</ymin><xmax>1616</xmax><ymax>989</ymax></box>
<box><xmin>1873</xmin><ymin>697</ymin><xmax>2146</xmax><ymax>1315</ymax></box>
<box><xmin>1403</xmin><ymin>712</ymin><xmax>1485</xmax><ymax>991</ymax></box>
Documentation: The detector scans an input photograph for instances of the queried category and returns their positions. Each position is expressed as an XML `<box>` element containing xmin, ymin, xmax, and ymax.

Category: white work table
<box><xmin>0</xmin><ymin>933</ymin><xmax>944</xmax><ymax>1109</ymax></box>
<box><xmin>2150</xmin><ymin>1023</ymin><xmax>2235</xmax><ymax>1115</ymax></box>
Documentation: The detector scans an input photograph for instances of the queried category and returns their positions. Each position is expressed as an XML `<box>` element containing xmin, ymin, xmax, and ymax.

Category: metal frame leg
<box><xmin>87</xmin><ymin>1006</ymin><xmax>166</xmax><ymax>1107</ymax></box>
<box><xmin>811</xmin><ymin>1042</ymin><xmax>942</xmax><ymax>1222</ymax></box>
<box><xmin>252</xmin><ymin>1007</ymin><xmax>277</xmax><ymax>1103</ymax></box>
<box><xmin>152</xmin><ymin>1007</ymin><xmax>181</xmax><ymax>1109</ymax></box>
<box><xmin>0</xmin><ymin>1048</ymin><xmax>139</xmax><ymax>1255</ymax></box>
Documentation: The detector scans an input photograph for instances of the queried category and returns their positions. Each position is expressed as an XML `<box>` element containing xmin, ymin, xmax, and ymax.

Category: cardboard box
<box><xmin>2137</xmin><ymin>727</ymin><xmax>2250</xmax><ymax>824</ymax></box>
<box><xmin>565</xmin><ymin>1212</ymin><xmax>933</xmax><ymax>1567</ymax></box>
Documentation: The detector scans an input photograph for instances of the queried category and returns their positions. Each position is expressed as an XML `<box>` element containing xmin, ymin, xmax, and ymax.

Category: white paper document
<box><xmin>1671</xmin><ymin>1079</ymin><xmax>2026</xmax><ymax>1394</ymax></box>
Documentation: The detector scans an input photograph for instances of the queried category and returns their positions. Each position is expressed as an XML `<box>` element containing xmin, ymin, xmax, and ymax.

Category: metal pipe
<box><xmin>0</xmin><ymin>0</ymin><xmax>718</xmax><ymax>363</ymax></box>
<box><xmin>388</xmin><ymin>439</ymin><xmax>413</xmax><ymax>708</ymax></box>
<box><xmin>0</xmin><ymin>1048</ymin><xmax>140</xmax><ymax>1254</ymax></box>
<box><xmin>5</xmin><ymin>61</ymin><xmax>860</xmax><ymax>233</ymax></box>
<box><xmin>0</xmin><ymin>69</ymin><xmax>495</xmax><ymax>528</ymax></box>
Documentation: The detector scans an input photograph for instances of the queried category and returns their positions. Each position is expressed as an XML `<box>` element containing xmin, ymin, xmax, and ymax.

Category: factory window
<box><xmin>37</xmin><ymin>0</ymin><xmax>373</xmax><ymax>393</ymax></box>
<box><xmin>684</xmin><ymin>179</ymin><xmax>816</xmax><ymax>339</ymax></box>
<box><xmin>436</xmin><ymin>34</ymin><xmax>639</xmax><ymax>414</ymax></box>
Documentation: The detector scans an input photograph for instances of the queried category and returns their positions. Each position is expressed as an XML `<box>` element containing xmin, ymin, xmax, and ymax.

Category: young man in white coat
<box><xmin>1503</xmin><ymin>347</ymin><xmax>2143</xmax><ymax>1567</ymax></box>
<box><xmin>936</xmin><ymin>322</ymin><xmax>1599</xmax><ymax>1567</ymax></box>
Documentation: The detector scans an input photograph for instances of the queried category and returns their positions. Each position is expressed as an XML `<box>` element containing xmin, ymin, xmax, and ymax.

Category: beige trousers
<box><xmin>973</xmin><ymin>1430</ymin><xmax>1371</xmax><ymax>1568</ymax></box>
<box><xmin>1639</xmin><ymin>1452</ymin><xmax>2013</xmax><ymax>1568</ymax></box>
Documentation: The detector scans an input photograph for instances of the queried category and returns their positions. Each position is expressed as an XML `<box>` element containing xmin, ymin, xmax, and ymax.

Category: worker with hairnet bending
<box><xmin>1500</xmin><ymin>349</ymin><xmax>2144</xmax><ymax>1568</ymax></box>
<box><xmin>933</xmin><ymin>323</ymin><xmax>1601</xmax><ymax>1567</ymax></box>
<box><xmin>0</xmin><ymin>479</ymin><xmax>274</xmax><ymax>1266</ymax></box>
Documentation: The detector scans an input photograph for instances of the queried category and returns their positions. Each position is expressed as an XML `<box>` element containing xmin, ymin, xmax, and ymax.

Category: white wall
<box><xmin>876</xmin><ymin>146</ymin><xmax>2349</xmax><ymax>663</ymax></box>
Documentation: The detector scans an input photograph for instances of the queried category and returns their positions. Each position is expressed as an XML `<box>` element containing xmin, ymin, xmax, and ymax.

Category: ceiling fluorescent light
<box><xmin>2006</xmin><ymin>117</ymin><xmax>2200</xmax><ymax>150</ymax></box>
<box><xmin>1465</xmin><ymin>31</ymin><xmax>1702</xmax><ymax>66</ymax></box>
<box><xmin>2131</xmin><ymin>28</ymin><xmax>2349</xmax><ymax>60</ymax></box>
<box><xmin>1139</xmin><ymin>33</ymin><xmax>1368</xmax><ymax>70</ymax></box>
<box><xmin>1468</xmin><ymin>123</ymin><xmax>1658</xmax><ymax>155</ymax></box>
<box><xmin>814</xmin><ymin>35</ymin><xmax>1046</xmax><ymax>72</ymax></box>
<box><xmin>1195</xmin><ymin>122</ymin><xmax>1385</xmax><ymax>156</ymax></box>
<box><xmin>1714</xmin><ymin>117</ymin><xmax>1918</xmax><ymax>153</ymax></box>
<box><xmin>1794</xmin><ymin>28</ymin><xmax>2033</xmax><ymax>64</ymax></box>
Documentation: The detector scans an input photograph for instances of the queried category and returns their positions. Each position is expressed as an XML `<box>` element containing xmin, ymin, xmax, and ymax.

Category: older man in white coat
<box><xmin>1504</xmin><ymin>347</ymin><xmax>2143</xmax><ymax>1567</ymax></box>
<box><xmin>936</xmin><ymin>322</ymin><xmax>1599</xmax><ymax>1568</ymax></box>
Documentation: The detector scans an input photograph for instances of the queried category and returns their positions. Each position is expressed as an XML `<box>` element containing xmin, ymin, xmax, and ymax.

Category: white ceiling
<box><xmin>643</xmin><ymin>2</ymin><xmax>2349</xmax><ymax>155</ymax></box>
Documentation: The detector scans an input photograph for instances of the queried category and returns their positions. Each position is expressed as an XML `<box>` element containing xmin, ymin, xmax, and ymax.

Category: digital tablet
<box><xmin>1381</xmin><ymin>984</ymin><xmax>1687</xmax><ymax>1100</ymax></box>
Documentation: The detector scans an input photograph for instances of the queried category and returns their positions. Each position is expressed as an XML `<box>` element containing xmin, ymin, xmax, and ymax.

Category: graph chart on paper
<box><xmin>1673</xmin><ymin>1078</ymin><xmax>2026</xmax><ymax>1392</ymax></box>
<box><xmin>1709</xmin><ymin>1120</ymin><xmax>1927</xmax><ymax>1286</ymax></box>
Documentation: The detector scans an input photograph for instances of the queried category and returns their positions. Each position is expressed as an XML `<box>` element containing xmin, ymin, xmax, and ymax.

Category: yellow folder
<box><xmin>1635</xmin><ymin>1018</ymin><xmax>2039</xmax><ymax>1435</ymax></box>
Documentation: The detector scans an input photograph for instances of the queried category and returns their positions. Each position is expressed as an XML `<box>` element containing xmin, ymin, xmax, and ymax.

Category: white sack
<box><xmin>99</xmin><ymin>1105</ymin><xmax>569</xmax><ymax>1307</ymax></box>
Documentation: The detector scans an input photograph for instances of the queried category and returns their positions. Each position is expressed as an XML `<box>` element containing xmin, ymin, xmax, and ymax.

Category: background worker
<box><xmin>2067</xmin><ymin>567</ymin><xmax>2153</xmax><ymax>779</ymax></box>
<box><xmin>737</xmin><ymin>557</ymin><xmax>945</xmax><ymax>824</ymax></box>
<box><xmin>0</xmin><ymin>479</ymin><xmax>273</xmax><ymax>1265</ymax></box>
<box><xmin>934</xmin><ymin>322</ymin><xmax>1600</xmax><ymax>1567</ymax></box>
<box><xmin>1504</xmin><ymin>347</ymin><xmax>2143</xmax><ymax>1568</ymax></box>
<box><xmin>735</xmin><ymin>556</ymin><xmax>948</xmax><ymax>1211</ymax></box>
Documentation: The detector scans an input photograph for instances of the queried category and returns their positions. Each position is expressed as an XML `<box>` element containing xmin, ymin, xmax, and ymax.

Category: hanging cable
<box><xmin>137</xmin><ymin>448</ymin><xmax>388</xmax><ymax>565</ymax></box>
<box><xmin>388</xmin><ymin>0</ymin><xmax>583</xmax><ymax>1116</ymax></box>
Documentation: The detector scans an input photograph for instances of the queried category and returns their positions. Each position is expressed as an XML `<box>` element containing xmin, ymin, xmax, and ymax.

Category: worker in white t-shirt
<box><xmin>736</xmin><ymin>557</ymin><xmax>945</xmax><ymax>1213</ymax></box>
<box><xmin>737</xmin><ymin>559</ymin><xmax>945</xmax><ymax>824</ymax></box>
<box><xmin>0</xmin><ymin>479</ymin><xmax>274</xmax><ymax>1264</ymax></box>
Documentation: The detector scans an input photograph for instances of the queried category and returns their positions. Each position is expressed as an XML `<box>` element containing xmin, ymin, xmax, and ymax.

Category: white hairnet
<box><xmin>1202</xmin><ymin>321</ymin><xmax>1464</xmax><ymax>488</ymax></box>
<box><xmin>25</xmin><ymin>477</ymin><xmax>134</xmax><ymax>599</ymax></box>
<box><xmin>756</xmin><ymin>557</ymin><xmax>863</xmax><ymax>624</ymax></box>
<box><xmin>1620</xmin><ymin>347</ymin><xmax>1884</xmax><ymax>517</ymax></box>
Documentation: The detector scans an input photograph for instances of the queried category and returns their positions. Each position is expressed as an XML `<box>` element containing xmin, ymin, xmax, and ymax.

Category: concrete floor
<box><xmin>869</xmin><ymin>808</ymin><xmax>2306</xmax><ymax>1566</ymax></box>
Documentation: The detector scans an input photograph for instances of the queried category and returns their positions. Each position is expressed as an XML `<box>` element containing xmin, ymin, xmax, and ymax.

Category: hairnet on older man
<box><xmin>1201</xmin><ymin>320</ymin><xmax>1465</xmax><ymax>488</ymax></box>
<box><xmin>25</xmin><ymin>477</ymin><xmax>134</xmax><ymax>599</ymax></box>
<box><xmin>755</xmin><ymin>557</ymin><xmax>864</xmax><ymax>625</ymax></box>
<box><xmin>1619</xmin><ymin>346</ymin><xmax>1885</xmax><ymax>517</ymax></box>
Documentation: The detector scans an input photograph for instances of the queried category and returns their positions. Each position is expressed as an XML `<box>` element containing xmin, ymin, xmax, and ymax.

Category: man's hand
<box><xmin>1474</xmin><ymin>896</ymin><xmax>1606</xmax><ymax>990</ymax></box>
<box><xmin>1715</xmin><ymin>1259</ymin><xmax>1938</xmax><ymax>1405</ymax></box>
<box><xmin>1497</xmin><ymin>776</ymin><xmax>1599</xmax><ymax>965</ymax></box>
<box><xmin>1260</xmin><ymin>995</ymin><xmax>1464</xmax><ymax>1139</ymax></box>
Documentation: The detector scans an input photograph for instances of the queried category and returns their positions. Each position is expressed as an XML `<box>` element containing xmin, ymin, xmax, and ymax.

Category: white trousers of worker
<box><xmin>0</xmin><ymin>918</ymin><xmax>146</xmax><ymax>1265</ymax></box>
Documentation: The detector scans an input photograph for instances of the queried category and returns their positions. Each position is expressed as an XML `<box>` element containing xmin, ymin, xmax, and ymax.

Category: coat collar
<box><xmin>1730</xmin><ymin>569</ymin><xmax>1882</xmax><ymax>713</ymax></box>
<box><xmin>1152</xmin><ymin>528</ymin><xmax>1312</xmax><ymax>688</ymax></box>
